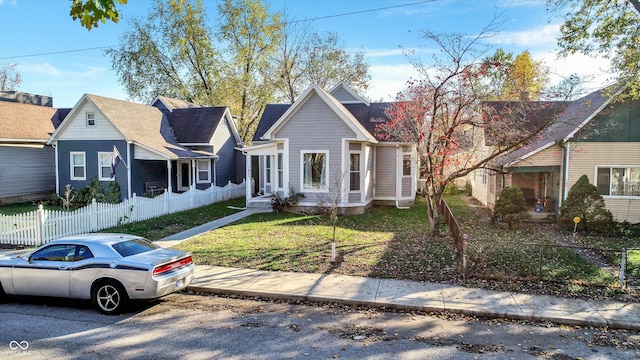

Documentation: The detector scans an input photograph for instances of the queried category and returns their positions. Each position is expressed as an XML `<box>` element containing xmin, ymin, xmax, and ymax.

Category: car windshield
<box><xmin>112</xmin><ymin>238</ymin><xmax>159</xmax><ymax>257</ymax></box>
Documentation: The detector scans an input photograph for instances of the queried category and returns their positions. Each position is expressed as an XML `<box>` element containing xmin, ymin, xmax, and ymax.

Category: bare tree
<box><xmin>0</xmin><ymin>63</ymin><xmax>22</xmax><ymax>91</ymax></box>
<box><xmin>379</xmin><ymin>20</ymin><xmax>564</xmax><ymax>236</ymax></box>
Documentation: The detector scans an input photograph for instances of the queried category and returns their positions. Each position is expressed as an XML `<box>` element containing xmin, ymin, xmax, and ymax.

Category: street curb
<box><xmin>186</xmin><ymin>285</ymin><xmax>639</xmax><ymax>331</ymax></box>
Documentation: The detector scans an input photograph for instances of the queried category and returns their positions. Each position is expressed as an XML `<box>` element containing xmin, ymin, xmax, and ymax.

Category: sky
<box><xmin>0</xmin><ymin>0</ymin><xmax>614</xmax><ymax>109</ymax></box>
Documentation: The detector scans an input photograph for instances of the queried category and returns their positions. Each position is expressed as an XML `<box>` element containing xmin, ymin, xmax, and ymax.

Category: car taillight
<box><xmin>153</xmin><ymin>256</ymin><xmax>192</xmax><ymax>276</ymax></box>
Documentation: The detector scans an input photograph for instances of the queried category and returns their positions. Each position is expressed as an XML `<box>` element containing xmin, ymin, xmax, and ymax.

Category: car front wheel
<box><xmin>92</xmin><ymin>280</ymin><xmax>128</xmax><ymax>315</ymax></box>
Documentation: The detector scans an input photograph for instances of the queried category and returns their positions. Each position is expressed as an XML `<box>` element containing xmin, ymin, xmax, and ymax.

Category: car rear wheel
<box><xmin>0</xmin><ymin>282</ymin><xmax>6</xmax><ymax>302</ymax></box>
<box><xmin>92</xmin><ymin>280</ymin><xmax>128</xmax><ymax>315</ymax></box>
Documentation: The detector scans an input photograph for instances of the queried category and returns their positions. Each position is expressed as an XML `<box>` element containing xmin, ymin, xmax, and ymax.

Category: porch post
<box><xmin>166</xmin><ymin>160</ymin><xmax>172</xmax><ymax>193</ymax></box>
<box><xmin>246</xmin><ymin>154</ymin><xmax>252</xmax><ymax>201</ymax></box>
<box><xmin>126</xmin><ymin>142</ymin><xmax>132</xmax><ymax>199</ymax></box>
<box><xmin>191</xmin><ymin>159</ymin><xmax>196</xmax><ymax>190</ymax></box>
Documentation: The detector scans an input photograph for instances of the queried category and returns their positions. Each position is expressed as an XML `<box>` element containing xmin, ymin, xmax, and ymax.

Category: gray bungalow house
<box><xmin>243</xmin><ymin>83</ymin><xmax>417</xmax><ymax>214</ymax></box>
<box><xmin>0</xmin><ymin>92</ymin><xmax>69</xmax><ymax>204</ymax></box>
<box><xmin>47</xmin><ymin>94</ymin><xmax>243</xmax><ymax>200</ymax></box>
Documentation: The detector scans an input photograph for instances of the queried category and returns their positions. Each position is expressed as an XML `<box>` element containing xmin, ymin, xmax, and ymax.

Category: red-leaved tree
<box><xmin>379</xmin><ymin>24</ymin><xmax>565</xmax><ymax>236</ymax></box>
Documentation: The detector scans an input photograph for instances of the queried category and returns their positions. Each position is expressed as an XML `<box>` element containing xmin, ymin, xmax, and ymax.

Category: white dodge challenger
<box><xmin>0</xmin><ymin>233</ymin><xmax>194</xmax><ymax>314</ymax></box>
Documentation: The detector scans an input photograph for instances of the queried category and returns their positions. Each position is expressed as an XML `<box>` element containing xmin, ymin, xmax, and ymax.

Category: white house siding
<box><xmin>402</xmin><ymin>177</ymin><xmax>412</xmax><ymax>197</ymax></box>
<box><xmin>275</xmin><ymin>93</ymin><xmax>356</xmax><ymax>204</ymax></box>
<box><xmin>566</xmin><ymin>142</ymin><xmax>640</xmax><ymax>223</ymax></box>
<box><xmin>365</xmin><ymin>144</ymin><xmax>374</xmax><ymax>201</ymax></box>
<box><xmin>57</xmin><ymin>100</ymin><xmax>121</xmax><ymax>140</ymax></box>
<box><xmin>471</xmin><ymin>168</ymin><xmax>490</xmax><ymax>206</ymax></box>
<box><xmin>511</xmin><ymin>144</ymin><xmax>564</xmax><ymax>168</ymax></box>
<box><xmin>375</xmin><ymin>146</ymin><xmax>397</xmax><ymax>198</ymax></box>
<box><xmin>0</xmin><ymin>145</ymin><xmax>55</xmax><ymax>203</ymax></box>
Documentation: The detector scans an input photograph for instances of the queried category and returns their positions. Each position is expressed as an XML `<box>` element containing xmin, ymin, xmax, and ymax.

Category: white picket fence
<box><xmin>0</xmin><ymin>181</ymin><xmax>246</xmax><ymax>246</ymax></box>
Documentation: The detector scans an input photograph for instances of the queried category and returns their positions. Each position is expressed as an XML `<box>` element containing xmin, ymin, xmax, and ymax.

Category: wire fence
<box><xmin>438</xmin><ymin>197</ymin><xmax>639</xmax><ymax>289</ymax></box>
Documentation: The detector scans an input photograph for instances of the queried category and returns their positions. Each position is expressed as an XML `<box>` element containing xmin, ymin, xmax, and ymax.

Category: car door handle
<box><xmin>58</xmin><ymin>266</ymin><xmax>69</xmax><ymax>270</ymax></box>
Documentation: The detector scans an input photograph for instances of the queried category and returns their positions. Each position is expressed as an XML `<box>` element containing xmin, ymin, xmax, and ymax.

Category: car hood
<box><xmin>125</xmin><ymin>248</ymin><xmax>190</xmax><ymax>267</ymax></box>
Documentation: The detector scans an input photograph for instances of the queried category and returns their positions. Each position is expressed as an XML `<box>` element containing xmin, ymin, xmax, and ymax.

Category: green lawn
<box><xmin>175</xmin><ymin>200</ymin><xmax>457</xmax><ymax>281</ymax></box>
<box><xmin>0</xmin><ymin>202</ymin><xmax>65</xmax><ymax>215</ymax></box>
<box><xmin>98</xmin><ymin>198</ymin><xmax>246</xmax><ymax>241</ymax></box>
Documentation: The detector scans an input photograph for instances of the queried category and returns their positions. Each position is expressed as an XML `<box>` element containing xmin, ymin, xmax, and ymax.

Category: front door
<box><xmin>177</xmin><ymin>160</ymin><xmax>191</xmax><ymax>192</ymax></box>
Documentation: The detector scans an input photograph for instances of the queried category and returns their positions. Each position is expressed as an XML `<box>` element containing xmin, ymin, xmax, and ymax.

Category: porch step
<box><xmin>247</xmin><ymin>198</ymin><xmax>273</xmax><ymax>211</ymax></box>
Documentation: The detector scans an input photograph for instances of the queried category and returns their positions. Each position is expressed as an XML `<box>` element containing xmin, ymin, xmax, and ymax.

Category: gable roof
<box><xmin>254</xmin><ymin>84</ymin><xmax>398</xmax><ymax>143</ymax></box>
<box><xmin>328</xmin><ymin>83</ymin><xmax>370</xmax><ymax>105</ymax></box>
<box><xmin>168</xmin><ymin>107</ymin><xmax>229</xmax><ymax>144</ymax></box>
<box><xmin>0</xmin><ymin>101</ymin><xmax>67</xmax><ymax>142</ymax></box>
<box><xmin>262</xmin><ymin>84</ymin><xmax>376</xmax><ymax>142</ymax></box>
<box><xmin>492</xmin><ymin>86</ymin><xmax>615</xmax><ymax>167</ymax></box>
<box><xmin>152</xmin><ymin>95</ymin><xmax>202</xmax><ymax>111</ymax></box>
<box><xmin>49</xmin><ymin>94</ymin><xmax>214</xmax><ymax>159</ymax></box>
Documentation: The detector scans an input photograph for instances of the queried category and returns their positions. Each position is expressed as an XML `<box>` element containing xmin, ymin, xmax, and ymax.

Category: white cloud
<box><xmin>485</xmin><ymin>24</ymin><xmax>560</xmax><ymax>47</ymax></box>
<box><xmin>533</xmin><ymin>51</ymin><xmax>616</xmax><ymax>90</ymax></box>
<box><xmin>367</xmin><ymin>63</ymin><xmax>419</xmax><ymax>101</ymax></box>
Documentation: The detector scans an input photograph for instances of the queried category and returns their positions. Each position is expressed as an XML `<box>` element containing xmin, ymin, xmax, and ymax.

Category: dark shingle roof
<box><xmin>492</xmin><ymin>87</ymin><xmax>613</xmax><ymax>166</ymax></box>
<box><xmin>168</xmin><ymin>107</ymin><xmax>227</xmax><ymax>144</ymax></box>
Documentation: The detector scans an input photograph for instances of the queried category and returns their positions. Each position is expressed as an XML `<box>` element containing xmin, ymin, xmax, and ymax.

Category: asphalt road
<box><xmin>1</xmin><ymin>292</ymin><xmax>639</xmax><ymax>359</ymax></box>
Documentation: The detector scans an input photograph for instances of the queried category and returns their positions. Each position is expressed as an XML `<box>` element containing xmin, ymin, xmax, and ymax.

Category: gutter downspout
<box><xmin>127</xmin><ymin>142</ymin><xmax>132</xmax><ymax>199</ymax></box>
<box><xmin>52</xmin><ymin>142</ymin><xmax>59</xmax><ymax>195</ymax></box>
<box><xmin>560</xmin><ymin>141</ymin><xmax>569</xmax><ymax>207</ymax></box>
<box><xmin>395</xmin><ymin>144</ymin><xmax>410</xmax><ymax>209</ymax></box>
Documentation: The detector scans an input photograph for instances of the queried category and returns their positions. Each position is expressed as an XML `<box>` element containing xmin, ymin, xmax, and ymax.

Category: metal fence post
<box><xmin>620</xmin><ymin>248</ymin><xmax>627</xmax><ymax>289</ymax></box>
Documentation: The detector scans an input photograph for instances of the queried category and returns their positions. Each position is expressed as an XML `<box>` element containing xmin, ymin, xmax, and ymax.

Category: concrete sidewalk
<box><xmin>155</xmin><ymin>208</ymin><xmax>263</xmax><ymax>247</ymax></box>
<box><xmin>154</xmin><ymin>209</ymin><xmax>640</xmax><ymax>331</ymax></box>
<box><xmin>188</xmin><ymin>265</ymin><xmax>640</xmax><ymax>330</ymax></box>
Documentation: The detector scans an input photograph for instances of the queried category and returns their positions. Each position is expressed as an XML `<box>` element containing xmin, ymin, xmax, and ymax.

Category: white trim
<box><xmin>86</xmin><ymin>112</ymin><xmax>95</xmax><ymax>127</ymax></box>
<box><xmin>177</xmin><ymin>160</ymin><xmax>191</xmax><ymax>191</ymax></box>
<box><xmin>328</xmin><ymin>82</ymin><xmax>370</xmax><ymax>106</ymax></box>
<box><xmin>505</xmin><ymin>141</ymin><xmax>556</xmax><ymax>167</ymax></box>
<box><xmin>300</xmin><ymin>150</ymin><xmax>329</xmax><ymax>192</ymax></box>
<box><xmin>196</xmin><ymin>158</ymin><xmax>211</xmax><ymax>184</ymax></box>
<box><xmin>98</xmin><ymin>151</ymin><xmax>114</xmax><ymax>181</ymax></box>
<box><xmin>70</xmin><ymin>151</ymin><xmax>86</xmax><ymax>181</ymax></box>
<box><xmin>594</xmin><ymin>164</ymin><xmax>640</xmax><ymax>198</ymax></box>
<box><xmin>563</xmin><ymin>91</ymin><xmax>619</xmax><ymax>142</ymax></box>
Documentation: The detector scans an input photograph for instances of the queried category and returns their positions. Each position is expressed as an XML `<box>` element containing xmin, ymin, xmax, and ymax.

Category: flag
<box><xmin>110</xmin><ymin>145</ymin><xmax>125</xmax><ymax>178</ymax></box>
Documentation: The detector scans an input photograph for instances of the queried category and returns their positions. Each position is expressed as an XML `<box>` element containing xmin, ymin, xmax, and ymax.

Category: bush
<box><xmin>270</xmin><ymin>191</ymin><xmax>305</xmax><ymax>213</ymax></box>
<box><xmin>76</xmin><ymin>177</ymin><xmax>105</xmax><ymax>204</ymax></box>
<box><xmin>491</xmin><ymin>185</ymin><xmax>529</xmax><ymax>229</ymax></box>
<box><xmin>559</xmin><ymin>175</ymin><xmax>613</xmax><ymax>233</ymax></box>
<box><xmin>104</xmin><ymin>181</ymin><xmax>122</xmax><ymax>204</ymax></box>
<box><xmin>465</xmin><ymin>181</ymin><xmax>472</xmax><ymax>196</ymax></box>
<box><xmin>443</xmin><ymin>182</ymin><xmax>461</xmax><ymax>195</ymax></box>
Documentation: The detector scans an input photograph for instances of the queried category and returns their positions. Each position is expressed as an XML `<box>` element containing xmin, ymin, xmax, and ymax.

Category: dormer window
<box><xmin>86</xmin><ymin>112</ymin><xmax>95</xmax><ymax>126</ymax></box>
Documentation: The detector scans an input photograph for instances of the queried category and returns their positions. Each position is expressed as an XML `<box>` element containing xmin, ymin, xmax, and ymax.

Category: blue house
<box><xmin>47</xmin><ymin>94</ymin><xmax>244</xmax><ymax>200</ymax></box>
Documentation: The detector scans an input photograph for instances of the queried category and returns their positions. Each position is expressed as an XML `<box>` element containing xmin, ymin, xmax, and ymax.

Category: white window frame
<box><xmin>196</xmin><ymin>159</ymin><xmax>211</xmax><ymax>184</ymax></box>
<box><xmin>482</xmin><ymin>169</ymin><xmax>488</xmax><ymax>185</ymax></box>
<box><xmin>349</xmin><ymin>152</ymin><xmax>361</xmax><ymax>192</ymax></box>
<box><xmin>70</xmin><ymin>152</ymin><xmax>86</xmax><ymax>181</ymax></box>
<box><xmin>595</xmin><ymin>165</ymin><xmax>640</xmax><ymax>198</ymax></box>
<box><xmin>265</xmin><ymin>155</ymin><xmax>272</xmax><ymax>185</ymax></box>
<box><xmin>86</xmin><ymin>112</ymin><xmax>95</xmax><ymax>126</ymax></box>
<box><xmin>300</xmin><ymin>150</ymin><xmax>329</xmax><ymax>192</ymax></box>
<box><xmin>98</xmin><ymin>152</ymin><xmax>114</xmax><ymax>181</ymax></box>
<box><xmin>277</xmin><ymin>152</ymin><xmax>284</xmax><ymax>190</ymax></box>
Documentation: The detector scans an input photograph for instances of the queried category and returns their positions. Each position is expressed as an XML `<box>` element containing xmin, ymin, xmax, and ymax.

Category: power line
<box><xmin>0</xmin><ymin>0</ymin><xmax>433</xmax><ymax>60</ymax></box>
<box><xmin>0</xmin><ymin>46</ymin><xmax>115</xmax><ymax>60</ymax></box>
<box><xmin>286</xmin><ymin>0</ymin><xmax>434</xmax><ymax>24</ymax></box>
